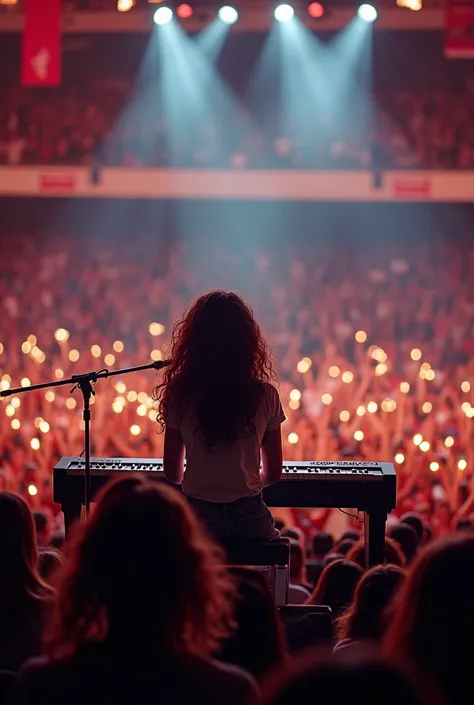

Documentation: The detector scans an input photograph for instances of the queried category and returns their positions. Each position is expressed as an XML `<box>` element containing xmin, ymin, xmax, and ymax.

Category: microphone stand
<box><xmin>0</xmin><ymin>360</ymin><xmax>168</xmax><ymax>518</ymax></box>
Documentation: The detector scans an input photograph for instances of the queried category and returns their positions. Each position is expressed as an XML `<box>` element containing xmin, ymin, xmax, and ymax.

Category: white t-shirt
<box><xmin>167</xmin><ymin>383</ymin><xmax>285</xmax><ymax>503</ymax></box>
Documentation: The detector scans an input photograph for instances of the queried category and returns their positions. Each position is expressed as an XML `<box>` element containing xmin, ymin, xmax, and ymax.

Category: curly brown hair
<box><xmin>45</xmin><ymin>476</ymin><xmax>236</xmax><ymax>660</ymax></box>
<box><xmin>154</xmin><ymin>291</ymin><xmax>276</xmax><ymax>448</ymax></box>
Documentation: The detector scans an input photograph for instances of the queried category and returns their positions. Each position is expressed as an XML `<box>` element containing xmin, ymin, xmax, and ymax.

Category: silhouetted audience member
<box><xmin>385</xmin><ymin>534</ymin><xmax>474</xmax><ymax>705</ymax></box>
<box><xmin>454</xmin><ymin>517</ymin><xmax>473</xmax><ymax>532</ymax></box>
<box><xmin>13</xmin><ymin>476</ymin><xmax>259</xmax><ymax>705</ymax></box>
<box><xmin>38</xmin><ymin>548</ymin><xmax>63</xmax><ymax>584</ymax></box>
<box><xmin>50</xmin><ymin>533</ymin><xmax>65</xmax><ymax>552</ymax></box>
<box><xmin>288</xmin><ymin>541</ymin><xmax>312</xmax><ymax>603</ymax></box>
<box><xmin>33</xmin><ymin>512</ymin><xmax>51</xmax><ymax>547</ymax></box>
<box><xmin>389</xmin><ymin>523</ymin><xmax>419</xmax><ymax>564</ymax></box>
<box><xmin>306</xmin><ymin>560</ymin><xmax>363</xmax><ymax>619</ymax></box>
<box><xmin>260</xmin><ymin>652</ymin><xmax>438</xmax><ymax>705</ymax></box>
<box><xmin>335</xmin><ymin>565</ymin><xmax>405</xmax><ymax>650</ymax></box>
<box><xmin>333</xmin><ymin>539</ymin><xmax>355</xmax><ymax>557</ymax></box>
<box><xmin>0</xmin><ymin>492</ymin><xmax>52</xmax><ymax>672</ymax></box>
<box><xmin>306</xmin><ymin>531</ymin><xmax>334</xmax><ymax>585</ymax></box>
<box><xmin>346</xmin><ymin>538</ymin><xmax>405</xmax><ymax>569</ymax></box>
<box><xmin>401</xmin><ymin>513</ymin><xmax>425</xmax><ymax>544</ymax></box>
<box><xmin>219</xmin><ymin>567</ymin><xmax>285</xmax><ymax>680</ymax></box>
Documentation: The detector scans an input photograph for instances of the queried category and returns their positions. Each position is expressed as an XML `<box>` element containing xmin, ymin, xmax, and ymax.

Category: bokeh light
<box><xmin>339</xmin><ymin>410</ymin><xmax>350</xmax><ymax>422</ymax></box>
<box><xmin>104</xmin><ymin>353</ymin><xmax>116</xmax><ymax>367</ymax></box>
<box><xmin>358</xmin><ymin>3</ymin><xmax>377</xmax><ymax>21</ymax></box>
<box><xmin>367</xmin><ymin>401</ymin><xmax>378</xmax><ymax>413</ymax></box>
<box><xmin>218</xmin><ymin>5</ymin><xmax>239</xmax><ymax>23</ymax></box>
<box><xmin>30</xmin><ymin>438</ymin><xmax>40</xmax><ymax>450</ymax></box>
<box><xmin>342</xmin><ymin>371</ymin><xmax>354</xmax><ymax>384</ymax></box>
<box><xmin>297</xmin><ymin>358</ymin><xmax>312</xmax><ymax>374</ymax></box>
<box><xmin>413</xmin><ymin>433</ymin><xmax>423</xmax><ymax>446</ymax></box>
<box><xmin>288</xmin><ymin>432</ymin><xmax>299</xmax><ymax>444</ymax></box>
<box><xmin>149</xmin><ymin>322</ymin><xmax>165</xmax><ymax>336</ymax></box>
<box><xmin>151</xmin><ymin>349</ymin><xmax>163</xmax><ymax>362</ymax></box>
<box><xmin>154</xmin><ymin>6</ymin><xmax>173</xmax><ymax>24</ymax></box>
<box><xmin>69</xmin><ymin>349</ymin><xmax>80</xmax><ymax>362</ymax></box>
<box><xmin>28</xmin><ymin>484</ymin><xmax>38</xmax><ymax>495</ymax></box>
<box><xmin>290</xmin><ymin>388</ymin><xmax>302</xmax><ymax>401</ymax></box>
<box><xmin>400</xmin><ymin>382</ymin><xmax>410</xmax><ymax>394</ymax></box>
<box><xmin>308</xmin><ymin>1</ymin><xmax>324</xmax><ymax>17</ymax></box>
<box><xmin>395</xmin><ymin>453</ymin><xmax>405</xmax><ymax>464</ymax></box>
<box><xmin>130</xmin><ymin>424</ymin><xmax>141</xmax><ymax>436</ymax></box>
<box><xmin>419</xmin><ymin>440</ymin><xmax>430</xmax><ymax>452</ymax></box>
<box><xmin>458</xmin><ymin>459</ymin><xmax>467</xmax><ymax>471</ymax></box>
<box><xmin>45</xmin><ymin>391</ymin><xmax>55</xmax><ymax>403</ymax></box>
<box><xmin>430</xmin><ymin>461</ymin><xmax>439</xmax><ymax>472</ymax></box>
<box><xmin>328</xmin><ymin>365</ymin><xmax>340</xmax><ymax>378</ymax></box>
<box><xmin>354</xmin><ymin>430</ymin><xmax>364</xmax><ymax>441</ymax></box>
<box><xmin>410</xmin><ymin>348</ymin><xmax>422</xmax><ymax>361</ymax></box>
<box><xmin>177</xmin><ymin>2</ymin><xmax>193</xmax><ymax>18</ymax></box>
<box><xmin>422</xmin><ymin>401</ymin><xmax>432</xmax><ymax>414</ymax></box>
<box><xmin>355</xmin><ymin>330</ymin><xmax>367</xmax><ymax>343</ymax></box>
<box><xmin>113</xmin><ymin>340</ymin><xmax>124</xmax><ymax>353</ymax></box>
<box><xmin>91</xmin><ymin>345</ymin><xmax>102</xmax><ymax>358</ymax></box>
<box><xmin>274</xmin><ymin>3</ymin><xmax>294</xmax><ymax>21</ymax></box>
<box><xmin>445</xmin><ymin>436</ymin><xmax>455</xmax><ymax>448</ymax></box>
<box><xmin>321</xmin><ymin>393</ymin><xmax>333</xmax><ymax>405</ymax></box>
<box><xmin>21</xmin><ymin>377</ymin><xmax>31</xmax><ymax>387</ymax></box>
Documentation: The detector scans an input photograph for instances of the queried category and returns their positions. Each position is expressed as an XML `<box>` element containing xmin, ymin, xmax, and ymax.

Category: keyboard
<box><xmin>54</xmin><ymin>457</ymin><xmax>396</xmax><ymax>512</ymax></box>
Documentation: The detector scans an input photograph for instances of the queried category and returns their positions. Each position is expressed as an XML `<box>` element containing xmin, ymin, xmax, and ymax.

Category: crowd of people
<box><xmin>1</xmin><ymin>223</ymin><xmax>474</xmax><ymax>541</ymax></box>
<box><xmin>1</xmin><ymin>32</ymin><xmax>474</xmax><ymax>169</ymax></box>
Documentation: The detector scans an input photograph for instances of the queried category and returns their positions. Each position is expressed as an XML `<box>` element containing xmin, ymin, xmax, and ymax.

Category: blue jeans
<box><xmin>186</xmin><ymin>493</ymin><xmax>278</xmax><ymax>541</ymax></box>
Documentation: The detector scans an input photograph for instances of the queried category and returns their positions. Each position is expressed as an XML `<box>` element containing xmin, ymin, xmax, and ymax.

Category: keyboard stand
<box><xmin>364</xmin><ymin>509</ymin><xmax>387</xmax><ymax>566</ymax></box>
<box><xmin>63</xmin><ymin>502</ymin><xmax>82</xmax><ymax>536</ymax></box>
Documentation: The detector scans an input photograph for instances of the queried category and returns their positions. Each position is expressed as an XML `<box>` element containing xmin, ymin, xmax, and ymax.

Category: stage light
<box><xmin>177</xmin><ymin>3</ymin><xmax>193</xmax><ymax>18</ymax></box>
<box><xmin>117</xmin><ymin>0</ymin><xmax>134</xmax><ymax>10</ymax></box>
<box><xmin>218</xmin><ymin>5</ymin><xmax>238</xmax><ymax>23</ymax></box>
<box><xmin>308</xmin><ymin>1</ymin><xmax>324</xmax><ymax>17</ymax></box>
<box><xmin>274</xmin><ymin>4</ymin><xmax>294</xmax><ymax>21</ymax></box>
<box><xmin>358</xmin><ymin>3</ymin><xmax>377</xmax><ymax>21</ymax></box>
<box><xmin>154</xmin><ymin>6</ymin><xmax>173</xmax><ymax>24</ymax></box>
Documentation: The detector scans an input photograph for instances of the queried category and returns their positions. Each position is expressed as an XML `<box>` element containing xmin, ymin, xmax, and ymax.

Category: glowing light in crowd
<box><xmin>138</xmin><ymin>392</ymin><xmax>149</xmax><ymax>404</ymax></box>
<box><xmin>28</xmin><ymin>484</ymin><xmax>38</xmax><ymax>496</ymax></box>
<box><xmin>0</xmin><ymin>380</ymin><xmax>10</xmax><ymax>391</ymax></box>
<box><xmin>354</xmin><ymin>430</ymin><xmax>364</xmax><ymax>441</ymax></box>
<box><xmin>321</xmin><ymin>393</ymin><xmax>332</xmax><ymax>405</ymax></box>
<box><xmin>21</xmin><ymin>377</ymin><xmax>31</xmax><ymax>387</ymax></box>
<box><xmin>130</xmin><ymin>424</ymin><xmax>141</xmax><ymax>436</ymax></box>
<box><xmin>127</xmin><ymin>390</ymin><xmax>138</xmax><ymax>402</ymax></box>
<box><xmin>397</xmin><ymin>0</ymin><xmax>422</xmax><ymax>10</ymax></box>
<box><xmin>289</xmin><ymin>399</ymin><xmax>300</xmax><ymax>410</ymax></box>
<box><xmin>400</xmin><ymin>382</ymin><xmax>410</xmax><ymax>394</ymax></box>
<box><xmin>11</xmin><ymin>419</ymin><xmax>20</xmax><ymax>430</ymax></box>
<box><xmin>445</xmin><ymin>436</ymin><xmax>455</xmax><ymax>448</ymax></box>
<box><xmin>154</xmin><ymin>6</ymin><xmax>173</xmax><ymax>24</ymax></box>
<box><xmin>297</xmin><ymin>358</ymin><xmax>312</xmax><ymax>374</ymax></box>
<box><xmin>31</xmin><ymin>347</ymin><xmax>45</xmax><ymax>364</ymax></box>
<box><xmin>274</xmin><ymin>4</ymin><xmax>294</xmax><ymax>21</ymax></box>
<box><xmin>430</xmin><ymin>461</ymin><xmax>439</xmax><ymax>472</ymax></box>
<box><xmin>151</xmin><ymin>349</ymin><xmax>163</xmax><ymax>362</ymax></box>
<box><xmin>148</xmin><ymin>410</ymin><xmax>156</xmax><ymax>421</ymax></box>
<box><xmin>367</xmin><ymin>401</ymin><xmax>378</xmax><ymax>413</ymax></box>
<box><xmin>356</xmin><ymin>405</ymin><xmax>366</xmax><ymax>416</ymax></box>
<box><xmin>104</xmin><ymin>354</ymin><xmax>116</xmax><ymax>367</ymax></box>
<box><xmin>218</xmin><ymin>5</ymin><xmax>238</xmax><ymax>22</ymax></box>
<box><xmin>413</xmin><ymin>433</ymin><xmax>423</xmax><ymax>446</ymax></box>
<box><xmin>371</xmin><ymin>347</ymin><xmax>387</xmax><ymax>363</ymax></box>
<box><xmin>328</xmin><ymin>365</ymin><xmax>340</xmax><ymax>378</ymax></box>
<box><xmin>410</xmin><ymin>348</ymin><xmax>422</xmax><ymax>361</ymax></box>
<box><xmin>357</xmin><ymin>3</ymin><xmax>377</xmax><ymax>21</ymax></box>
<box><xmin>5</xmin><ymin>405</ymin><xmax>15</xmax><ymax>417</ymax></box>
<box><xmin>425</xmin><ymin>369</ymin><xmax>436</xmax><ymax>381</ymax></box>
<box><xmin>461</xmin><ymin>401</ymin><xmax>471</xmax><ymax>413</ymax></box>
<box><xmin>69</xmin><ymin>349</ymin><xmax>80</xmax><ymax>362</ymax></box>
<box><xmin>66</xmin><ymin>398</ymin><xmax>77</xmax><ymax>410</ymax></box>
<box><xmin>117</xmin><ymin>0</ymin><xmax>134</xmax><ymax>10</ymax></box>
<box><xmin>339</xmin><ymin>410</ymin><xmax>350</xmax><ymax>422</ymax></box>
<box><xmin>290</xmin><ymin>389</ymin><xmax>302</xmax><ymax>401</ymax></box>
<box><xmin>10</xmin><ymin>397</ymin><xmax>20</xmax><ymax>408</ymax></box>
<box><xmin>288</xmin><ymin>432</ymin><xmax>299</xmax><ymax>444</ymax></box>
<box><xmin>34</xmin><ymin>417</ymin><xmax>43</xmax><ymax>428</ymax></box>
<box><xmin>137</xmin><ymin>404</ymin><xmax>148</xmax><ymax>417</ymax></box>
<box><xmin>27</xmin><ymin>334</ymin><xmax>37</xmax><ymax>345</ymax></box>
<box><xmin>381</xmin><ymin>398</ymin><xmax>396</xmax><ymax>412</ymax></box>
<box><xmin>45</xmin><ymin>391</ymin><xmax>55</xmax><ymax>402</ymax></box>
<box><xmin>342</xmin><ymin>371</ymin><xmax>354</xmax><ymax>384</ymax></box>
<box><xmin>422</xmin><ymin>401</ymin><xmax>432</xmax><ymax>414</ymax></box>
<box><xmin>113</xmin><ymin>340</ymin><xmax>124</xmax><ymax>353</ymax></box>
<box><xmin>54</xmin><ymin>328</ymin><xmax>70</xmax><ymax>343</ymax></box>
<box><xmin>115</xmin><ymin>382</ymin><xmax>127</xmax><ymax>394</ymax></box>
<box><xmin>91</xmin><ymin>345</ymin><xmax>102</xmax><ymax>358</ymax></box>
<box><xmin>0</xmin><ymin>343</ymin><xmax>3</xmax><ymax>355</ymax></box>
<box><xmin>355</xmin><ymin>330</ymin><xmax>367</xmax><ymax>343</ymax></box>
<box><xmin>112</xmin><ymin>401</ymin><xmax>124</xmax><ymax>414</ymax></box>
<box><xmin>30</xmin><ymin>438</ymin><xmax>40</xmax><ymax>450</ymax></box>
<box><xmin>308</xmin><ymin>1</ymin><xmax>324</xmax><ymax>16</ymax></box>
<box><xmin>39</xmin><ymin>421</ymin><xmax>50</xmax><ymax>433</ymax></box>
<box><xmin>458</xmin><ymin>459</ymin><xmax>467</xmax><ymax>471</ymax></box>
<box><xmin>375</xmin><ymin>363</ymin><xmax>387</xmax><ymax>376</ymax></box>
<box><xmin>395</xmin><ymin>453</ymin><xmax>405</xmax><ymax>464</ymax></box>
<box><xmin>149</xmin><ymin>322</ymin><xmax>165</xmax><ymax>336</ymax></box>
<box><xmin>177</xmin><ymin>2</ymin><xmax>193</xmax><ymax>17</ymax></box>
<box><xmin>466</xmin><ymin>408</ymin><xmax>474</xmax><ymax>418</ymax></box>
<box><xmin>419</xmin><ymin>440</ymin><xmax>430</xmax><ymax>452</ymax></box>
<box><xmin>55</xmin><ymin>368</ymin><xmax>64</xmax><ymax>380</ymax></box>
<box><xmin>21</xmin><ymin>341</ymin><xmax>31</xmax><ymax>354</ymax></box>
<box><xmin>461</xmin><ymin>381</ymin><xmax>471</xmax><ymax>393</ymax></box>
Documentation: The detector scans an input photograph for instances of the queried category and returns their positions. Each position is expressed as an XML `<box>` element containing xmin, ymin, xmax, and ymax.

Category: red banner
<box><xmin>22</xmin><ymin>0</ymin><xmax>61</xmax><ymax>86</ymax></box>
<box><xmin>445</xmin><ymin>0</ymin><xmax>474</xmax><ymax>58</ymax></box>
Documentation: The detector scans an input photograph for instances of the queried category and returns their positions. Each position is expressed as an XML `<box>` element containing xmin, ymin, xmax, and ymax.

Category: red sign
<box><xmin>39</xmin><ymin>174</ymin><xmax>75</xmax><ymax>193</ymax></box>
<box><xmin>445</xmin><ymin>0</ymin><xmax>474</xmax><ymax>58</ymax></box>
<box><xmin>392</xmin><ymin>177</ymin><xmax>431</xmax><ymax>200</ymax></box>
<box><xmin>22</xmin><ymin>0</ymin><xmax>62</xmax><ymax>86</ymax></box>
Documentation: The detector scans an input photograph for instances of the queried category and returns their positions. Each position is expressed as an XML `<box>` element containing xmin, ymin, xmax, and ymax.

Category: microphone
<box><xmin>151</xmin><ymin>359</ymin><xmax>171</xmax><ymax>371</ymax></box>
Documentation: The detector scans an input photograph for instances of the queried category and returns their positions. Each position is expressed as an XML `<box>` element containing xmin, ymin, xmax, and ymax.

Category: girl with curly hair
<box><xmin>155</xmin><ymin>290</ymin><xmax>285</xmax><ymax>540</ymax></box>
<box><xmin>13</xmin><ymin>476</ymin><xmax>258</xmax><ymax>705</ymax></box>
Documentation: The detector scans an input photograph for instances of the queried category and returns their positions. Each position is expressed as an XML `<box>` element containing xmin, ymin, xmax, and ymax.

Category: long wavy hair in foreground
<box><xmin>155</xmin><ymin>290</ymin><xmax>276</xmax><ymax>448</ymax></box>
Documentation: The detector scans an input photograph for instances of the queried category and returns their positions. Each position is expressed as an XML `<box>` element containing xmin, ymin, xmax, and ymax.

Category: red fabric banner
<box><xmin>22</xmin><ymin>0</ymin><xmax>62</xmax><ymax>86</ymax></box>
<box><xmin>445</xmin><ymin>0</ymin><xmax>474</xmax><ymax>58</ymax></box>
